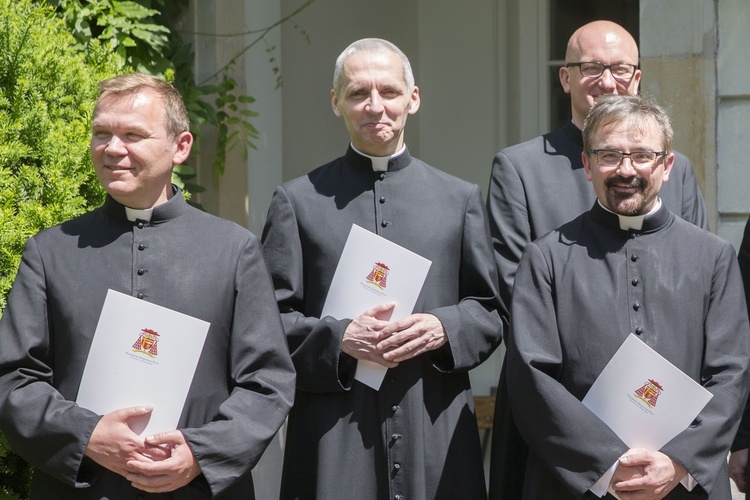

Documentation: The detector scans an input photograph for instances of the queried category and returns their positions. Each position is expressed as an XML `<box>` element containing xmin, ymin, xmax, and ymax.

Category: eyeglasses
<box><xmin>565</xmin><ymin>61</ymin><xmax>638</xmax><ymax>81</ymax></box>
<box><xmin>587</xmin><ymin>149</ymin><xmax>667</xmax><ymax>169</ymax></box>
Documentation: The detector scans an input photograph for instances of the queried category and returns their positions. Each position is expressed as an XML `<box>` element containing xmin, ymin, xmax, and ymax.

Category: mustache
<box><xmin>605</xmin><ymin>175</ymin><xmax>644</xmax><ymax>189</ymax></box>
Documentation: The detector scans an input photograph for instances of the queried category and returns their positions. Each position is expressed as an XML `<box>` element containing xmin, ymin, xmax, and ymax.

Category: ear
<box><xmin>331</xmin><ymin>89</ymin><xmax>342</xmax><ymax>118</ymax></box>
<box><xmin>629</xmin><ymin>68</ymin><xmax>643</xmax><ymax>95</ymax></box>
<box><xmin>661</xmin><ymin>152</ymin><xmax>675</xmax><ymax>182</ymax></box>
<box><xmin>559</xmin><ymin>66</ymin><xmax>572</xmax><ymax>94</ymax></box>
<box><xmin>582</xmin><ymin>150</ymin><xmax>593</xmax><ymax>181</ymax></box>
<box><xmin>172</xmin><ymin>131</ymin><xmax>193</xmax><ymax>165</ymax></box>
<box><xmin>407</xmin><ymin>86</ymin><xmax>421</xmax><ymax>115</ymax></box>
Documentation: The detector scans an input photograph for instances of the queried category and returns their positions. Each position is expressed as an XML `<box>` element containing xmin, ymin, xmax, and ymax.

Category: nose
<box><xmin>104</xmin><ymin>135</ymin><xmax>127</xmax><ymax>156</ymax></box>
<box><xmin>365</xmin><ymin>90</ymin><xmax>384</xmax><ymax>113</ymax></box>
<box><xmin>617</xmin><ymin>156</ymin><xmax>637</xmax><ymax>176</ymax></box>
<box><xmin>597</xmin><ymin>68</ymin><xmax>618</xmax><ymax>92</ymax></box>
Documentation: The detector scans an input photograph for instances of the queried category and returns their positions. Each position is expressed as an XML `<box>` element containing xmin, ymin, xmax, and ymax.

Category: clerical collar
<box><xmin>350</xmin><ymin>143</ymin><xmax>407</xmax><ymax>171</ymax></box>
<box><xmin>597</xmin><ymin>198</ymin><xmax>662</xmax><ymax>231</ymax></box>
<box><xmin>125</xmin><ymin>206</ymin><xmax>154</xmax><ymax>222</ymax></box>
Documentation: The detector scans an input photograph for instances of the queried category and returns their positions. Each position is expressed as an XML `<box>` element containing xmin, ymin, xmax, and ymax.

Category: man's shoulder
<box><xmin>497</xmin><ymin>133</ymin><xmax>548</xmax><ymax>159</ymax></box>
<box><xmin>495</xmin><ymin>127</ymin><xmax>579</xmax><ymax>170</ymax></box>
<box><xmin>35</xmin><ymin>206</ymin><xmax>104</xmax><ymax>238</ymax></box>
<box><xmin>668</xmin><ymin>213</ymin><xmax>723</xmax><ymax>245</ymax></box>
<box><xmin>536</xmin><ymin>211</ymin><xmax>588</xmax><ymax>245</ymax></box>
<box><xmin>182</xmin><ymin>204</ymin><xmax>254</xmax><ymax>239</ymax></box>
<box><xmin>279</xmin><ymin>157</ymin><xmax>344</xmax><ymax>192</ymax></box>
<box><xmin>412</xmin><ymin>157</ymin><xmax>478</xmax><ymax>192</ymax></box>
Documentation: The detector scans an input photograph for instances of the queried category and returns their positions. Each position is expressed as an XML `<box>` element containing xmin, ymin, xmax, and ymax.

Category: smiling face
<box><xmin>91</xmin><ymin>90</ymin><xmax>192</xmax><ymax>209</ymax></box>
<box><xmin>560</xmin><ymin>21</ymin><xmax>642</xmax><ymax>129</ymax></box>
<box><xmin>583</xmin><ymin>117</ymin><xmax>674</xmax><ymax>216</ymax></box>
<box><xmin>331</xmin><ymin>49</ymin><xmax>420</xmax><ymax>157</ymax></box>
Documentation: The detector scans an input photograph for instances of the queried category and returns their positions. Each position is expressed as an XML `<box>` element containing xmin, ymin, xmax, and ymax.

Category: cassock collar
<box><xmin>562</xmin><ymin>119</ymin><xmax>583</xmax><ymax>148</ymax></box>
<box><xmin>589</xmin><ymin>199</ymin><xmax>671</xmax><ymax>233</ymax></box>
<box><xmin>344</xmin><ymin>144</ymin><xmax>413</xmax><ymax>173</ymax></box>
<box><xmin>103</xmin><ymin>185</ymin><xmax>189</xmax><ymax>224</ymax></box>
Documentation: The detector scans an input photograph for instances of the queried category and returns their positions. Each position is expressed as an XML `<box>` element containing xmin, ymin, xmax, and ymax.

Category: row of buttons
<box><xmin>631</xmin><ymin>248</ymin><xmax>643</xmax><ymax>335</ymax></box>
<box><xmin>136</xmin><ymin>222</ymin><xmax>147</xmax><ymax>300</ymax></box>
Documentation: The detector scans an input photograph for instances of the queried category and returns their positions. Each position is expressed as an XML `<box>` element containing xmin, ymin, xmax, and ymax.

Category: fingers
<box><xmin>362</xmin><ymin>301</ymin><xmax>397</xmax><ymax>321</ymax></box>
<box><xmin>617</xmin><ymin>448</ymin><xmax>651</xmax><ymax>466</ymax></box>
<box><xmin>379</xmin><ymin>314</ymin><xmax>447</xmax><ymax>362</ymax></box>
<box><xmin>126</xmin><ymin>434</ymin><xmax>201</xmax><ymax>493</ymax></box>
<box><xmin>144</xmin><ymin>430</ymin><xmax>185</xmax><ymax>447</ymax></box>
<box><xmin>612</xmin><ymin>449</ymin><xmax>684</xmax><ymax>498</ymax></box>
<box><xmin>113</xmin><ymin>405</ymin><xmax>154</xmax><ymax>420</ymax></box>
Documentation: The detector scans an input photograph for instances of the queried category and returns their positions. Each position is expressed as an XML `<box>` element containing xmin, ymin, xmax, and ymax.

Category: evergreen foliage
<box><xmin>0</xmin><ymin>0</ymin><xmax>124</xmax><ymax>496</ymax></box>
<box><xmin>0</xmin><ymin>0</ymin><xmax>123</xmax><ymax>310</ymax></box>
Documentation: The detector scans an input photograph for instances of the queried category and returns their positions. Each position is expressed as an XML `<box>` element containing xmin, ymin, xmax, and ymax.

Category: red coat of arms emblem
<box><xmin>132</xmin><ymin>328</ymin><xmax>160</xmax><ymax>357</ymax></box>
<box><xmin>366</xmin><ymin>262</ymin><xmax>390</xmax><ymax>289</ymax></box>
<box><xmin>634</xmin><ymin>378</ymin><xmax>663</xmax><ymax>408</ymax></box>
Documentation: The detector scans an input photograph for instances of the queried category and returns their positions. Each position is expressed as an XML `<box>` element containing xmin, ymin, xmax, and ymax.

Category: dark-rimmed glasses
<box><xmin>565</xmin><ymin>61</ymin><xmax>638</xmax><ymax>81</ymax></box>
<box><xmin>587</xmin><ymin>149</ymin><xmax>667</xmax><ymax>169</ymax></box>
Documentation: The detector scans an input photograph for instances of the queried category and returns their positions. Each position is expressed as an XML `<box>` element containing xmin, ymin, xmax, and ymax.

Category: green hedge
<box><xmin>0</xmin><ymin>0</ymin><xmax>124</xmax><ymax>496</ymax></box>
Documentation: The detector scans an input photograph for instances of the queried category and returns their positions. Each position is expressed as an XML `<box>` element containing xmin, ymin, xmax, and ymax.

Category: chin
<box><xmin>608</xmin><ymin>197</ymin><xmax>646</xmax><ymax>217</ymax></box>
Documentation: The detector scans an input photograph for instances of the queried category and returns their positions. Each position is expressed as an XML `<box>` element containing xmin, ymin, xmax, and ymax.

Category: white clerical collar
<box><xmin>125</xmin><ymin>206</ymin><xmax>154</xmax><ymax>222</ymax></box>
<box><xmin>351</xmin><ymin>143</ymin><xmax>406</xmax><ymax>171</ymax></box>
<box><xmin>598</xmin><ymin>198</ymin><xmax>662</xmax><ymax>231</ymax></box>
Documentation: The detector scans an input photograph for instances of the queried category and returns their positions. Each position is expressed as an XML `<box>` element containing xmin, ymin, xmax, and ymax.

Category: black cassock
<box><xmin>262</xmin><ymin>147</ymin><xmax>505</xmax><ymax>500</ymax></box>
<box><xmin>507</xmin><ymin>202</ymin><xmax>749</xmax><ymax>499</ymax></box>
<box><xmin>0</xmin><ymin>191</ymin><xmax>295</xmax><ymax>499</ymax></box>
<box><xmin>486</xmin><ymin>120</ymin><xmax>709</xmax><ymax>499</ymax></box>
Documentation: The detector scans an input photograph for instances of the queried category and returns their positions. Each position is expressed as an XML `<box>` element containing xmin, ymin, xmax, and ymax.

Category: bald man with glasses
<box><xmin>487</xmin><ymin>20</ymin><xmax>708</xmax><ymax>499</ymax></box>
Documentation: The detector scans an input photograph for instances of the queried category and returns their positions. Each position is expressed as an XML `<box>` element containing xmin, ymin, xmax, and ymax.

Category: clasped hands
<box><xmin>84</xmin><ymin>406</ymin><xmax>201</xmax><ymax>493</ymax></box>
<box><xmin>609</xmin><ymin>448</ymin><xmax>687</xmax><ymax>499</ymax></box>
<box><xmin>341</xmin><ymin>302</ymin><xmax>447</xmax><ymax>366</ymax></box>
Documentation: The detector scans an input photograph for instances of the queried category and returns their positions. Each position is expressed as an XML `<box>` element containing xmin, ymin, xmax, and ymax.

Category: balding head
<box><xmin>566</xmin><ymin>20</ymin><xmax>639</xmax><ymax>63</ymax></box>
<box><xmin>559</xmin><ymin>20</ymin><xmax>641</xmax><ymax>129</ymax></box>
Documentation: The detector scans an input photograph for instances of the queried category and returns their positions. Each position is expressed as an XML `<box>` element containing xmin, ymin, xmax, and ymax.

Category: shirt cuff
<box><xmin>681</xmin><ymin>473</ymin><xmax>697</xmax><ymax>491</ymax></box>
<box><xmin>590</xmin><ymin>461</ymin><xmax>618</xmax><ymax>497</ymax></box>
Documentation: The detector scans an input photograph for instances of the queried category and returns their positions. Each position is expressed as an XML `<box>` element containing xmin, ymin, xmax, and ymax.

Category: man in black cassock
<box><xmin>0</xmin><ymin>73</ymin><xmax>295</xmax><ymax>499</ymax></box>
<box><xmin>506</xmin><ymin>94</ymin><xmax>749</xmax><ymax>499</ymax></box>
<box><xmin>262</xmin><ymin>38</ymin><xmax>504</xmax><ymax>499</ymax></box>
<box><xmin>487</xmin><ymin>21</ymin><xmax>708</xmax><ymax>499</ymax></box>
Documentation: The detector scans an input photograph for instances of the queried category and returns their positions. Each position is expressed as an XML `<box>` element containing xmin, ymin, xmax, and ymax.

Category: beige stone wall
<box><xmin>639</xmin><ymin>55</ymin><xmax>717</xmax><ymax>230</ymax></box>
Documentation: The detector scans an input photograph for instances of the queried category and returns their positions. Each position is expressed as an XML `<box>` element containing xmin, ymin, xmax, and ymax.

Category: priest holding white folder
<box><xmin>0</xmin><ymin>73</ymin><xmax>295</xmax><ymax>499</ymax></box>
<box><xmin>261</xmin><ymin>38</ymin><xmax>505</xmax><ymax>500</ymax></box>
<box><xmin>504</xmin><ymin>94</ymin><xmax>750</xmax><ymax>499</ymax></box>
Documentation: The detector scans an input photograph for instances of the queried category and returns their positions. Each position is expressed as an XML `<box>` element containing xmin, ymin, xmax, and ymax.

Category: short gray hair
<box><xmin>332</xmin><ymin>38</ymin><xmax>415</xmax><ymax>98</ymax></box>
<box><xmin>583</xmin><ymin>94</ymin><xmax>673</xmax><ymax>153</ymax></box>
